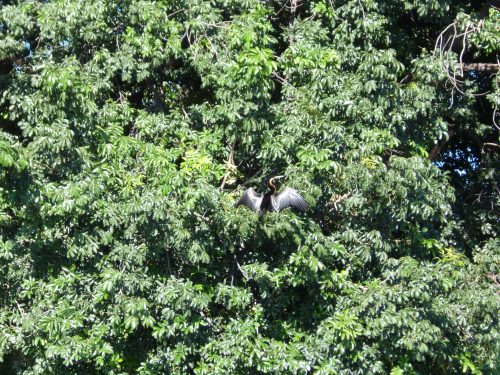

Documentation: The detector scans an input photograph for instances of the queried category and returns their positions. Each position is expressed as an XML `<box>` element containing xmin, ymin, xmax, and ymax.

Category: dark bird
<box><xmin>235</xmin><ymin>176</ymin><xmax>309</xmax><ymax>213</ymax></box>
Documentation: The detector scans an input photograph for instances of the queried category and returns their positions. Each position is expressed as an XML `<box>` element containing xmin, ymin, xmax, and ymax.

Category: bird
<box><xmin>235</xmin><ymin>175</ymin><xmax>309</xmax><ymax>213</ymax></box>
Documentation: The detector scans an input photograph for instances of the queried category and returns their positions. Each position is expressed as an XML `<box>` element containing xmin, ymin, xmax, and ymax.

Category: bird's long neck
<box><xmin>268</xmin><ymin>178</ymin><xmax>276</xmax><ymax>193</ymax></box>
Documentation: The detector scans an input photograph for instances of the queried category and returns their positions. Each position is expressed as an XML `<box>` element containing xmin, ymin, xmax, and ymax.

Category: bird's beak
<box><xmin>274</xmin><ymin>175</ymin><xmax>285</xmax><ymax>180</ymax></box>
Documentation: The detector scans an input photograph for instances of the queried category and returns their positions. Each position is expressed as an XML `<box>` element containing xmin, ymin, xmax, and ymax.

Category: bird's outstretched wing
<box><xmin>235</xmin><ymin>188</ymin><xmax>262</xmax><ymax>212</ymax></box>
<box><xmin>275</xmin><ymin>187</ymin><xmax>308</xmax><ymax>212</ymax></box>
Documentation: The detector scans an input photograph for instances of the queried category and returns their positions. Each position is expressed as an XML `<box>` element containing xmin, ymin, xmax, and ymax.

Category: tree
<box><xmin>0</xmin><ymin>0</ymin><xmax>498</xmax><ymax>373</ymax></box>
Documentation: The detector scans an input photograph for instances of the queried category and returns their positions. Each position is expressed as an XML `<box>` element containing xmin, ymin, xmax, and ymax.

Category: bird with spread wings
<box><xmin>235</xmin><ymin>176</ymin><xmax>309</xmax><ymax>214</ymax></box>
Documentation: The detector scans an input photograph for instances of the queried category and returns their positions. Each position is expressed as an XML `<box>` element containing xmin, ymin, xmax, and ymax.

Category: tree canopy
<box><xmin>0</xmin><ymin>0</ymin><xmax>499</xmax><ymax>373</ymax></box>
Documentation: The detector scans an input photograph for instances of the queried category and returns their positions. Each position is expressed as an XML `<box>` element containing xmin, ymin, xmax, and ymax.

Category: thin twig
<box><xmin>220</xmin><ymin>140</ymin><xmax>236</xmax><ymax>190</ymax></box>
<box><xmin>331</xmin><ymin>193</ymin><xmax>350</xmax><ymax>211</ymax></box>
<box><xmin>167</xmin><ymin>8</ymin><xmax>186</xmax><ymax>18</ymax></box>
<box><xmin>231</xmin><ymin>254</ymin><xmax>236</xmax><ymax>286</ymax></box>
<box><xmin>458</xmin><ymin>23</ymin><xmax>470</xmax><ymax>77</ymax></box>
<box><xmin>357</xmin><ymin>0</ymin><xmax>366</xmax><ymax>19</ymax></box>
<box><xmin>493</xmin><ymin>104</ymin><xmax>500</xmax><ymax>131</ymax></box>
<box><xmin>236</xmin><ymin>261</ymin><xmax>249</xmax><ymax>281</ymax></box>
<box><xmin>433</xmin><ymin>18</ymin><xmax>496</xmax><ymax>101</ymax></box>
<box><xmin>272</xmin><ymin>72</ymin><xmax>298</xmax><ymax>91</ymax></box>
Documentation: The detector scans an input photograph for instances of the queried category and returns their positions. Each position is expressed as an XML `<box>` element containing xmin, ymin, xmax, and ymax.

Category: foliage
<box><xmin>0</xmin><ymin>0</ymin><xmax>498</xmax><ymax>374</ymax></box>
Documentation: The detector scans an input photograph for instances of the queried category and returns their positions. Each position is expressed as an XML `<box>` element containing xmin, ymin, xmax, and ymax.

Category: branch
<box><xmin>429</xmin><ymin>128</ymin><xmax>455</xmax><ymax>161</ymax></box>
<box><xmin>219</xmin><ymin>140</ymin><xmax>236</xmax><ymax>190</ymax></box>
<box><xmin>486</xmin><ymin>272</ymin><xmax>500</xmax><ymax>293</ymax></box>
<box><xmin>428</xmin><ymin>141</ymin><xmax>447</xmax><ymax>162</ymax></box>
<box><xmin>480</xmin><ymin>0</ymin><xmax>500</xmax><ymax>18</ymax></box>
<box><xmin>460</xmin><ymin>63</ymin><xmax>500</xmax><ymax>73</ymax></box>
<box><xmin>330</xmin><ymin>193</ymin><xmax>350</xmax><ymax>211</ymax></box>
<box><xmin>433</xmin><ymin>17</ymin><xmax>495</xmax><ymax>96</ymax></box>
<box><xmin>483</xmin><ymin>142</ymin><xmax>500</xmax><ymax>150</ymax></box>
<box><xmin>493</xmin><ymin>104</ymin><xmax>499</xmax><ymax>131</ymax></box>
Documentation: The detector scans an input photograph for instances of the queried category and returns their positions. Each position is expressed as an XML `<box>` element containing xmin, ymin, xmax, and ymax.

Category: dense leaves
<box><xmin>0</xmin><ymin>0</ymin><xmax>498</xmax><ymax>374</ymax></box>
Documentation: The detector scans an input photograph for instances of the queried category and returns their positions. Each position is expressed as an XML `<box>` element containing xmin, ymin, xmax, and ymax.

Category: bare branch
<box><xmin>483</xmin><ymin>142</ymin><xmax>500</xmax><ymax>149</ymax></box>
<box><xmin>458</xmin><ymin>23</ymin><xmax>470</xmax><ymax>77</ymax></box>
<box><xmin>357</xmin><ymin>0</ymin><xmax>366</xmax><ymax>19</ymax></box>
<box><xmin>486</xmin><ymin>273</ymin><xmax>500</xmax><ymax>292</ymax></box>
<box><xmin>236</xmin><ymin>261</ymin><xmax>249</xmax><ymax>280</ymax></box>
<box><xmin>460</xmin><ymin>63</ymin><xmax>500</xmax><ymax>72</ymax></box>
<box><xmin>493</xmin><ymin>104</ymin><xmax>500</xmax><ymax>131</ymax></box>
<box><xmin>331</xmin><ymin>193</ymin><xmax>350</xmax><ymax>211</ymax></box>
<box><xmin>429</xmin><ymin>127</ymin><xmax>455</xmax><ymax>161</ymax></box>
<box><xmin>433</xmin><ymin>19</ymin><xmax>489</xmax><ymax>96</ymax></box>
<box><xmin>219</xmin><ymin>140</ymin><xmax>236</xmax><ymax>190</ymax></box>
